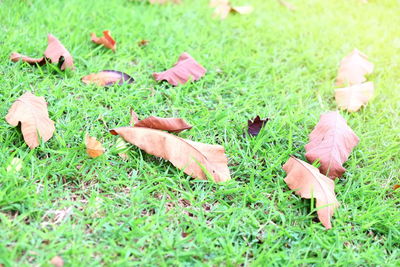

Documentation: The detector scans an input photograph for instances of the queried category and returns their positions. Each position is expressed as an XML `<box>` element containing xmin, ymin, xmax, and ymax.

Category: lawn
<box><xmin>0</xmin><ymin>0</ymin><xmax>399</xmax><ymax>266</ymax></box>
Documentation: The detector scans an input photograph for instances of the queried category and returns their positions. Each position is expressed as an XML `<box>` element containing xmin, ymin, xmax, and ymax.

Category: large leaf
<box><xmin>135</xmin><ymin>117</ymin><xmax>192</xmax><ymax>132</ymax></box>
<box><xmin>5</xmin><ymin>92</ymin><xmax>55</xmax><ymax>149</ymax></box>
<box><xmin>335</xmin><ymin>82</ymin><xmax>374</xmax><ymax>112</ymax></box>
<box><xmin>283</xmin><ymin>157</ymin><xmax>339</xmax><ymax>229</ymax></box>
<box><xmin>153</xmin><ymin>52</ymin><xmax>206</xmax><ymax>86</ymax></box>
<box><xmin>305</xmin><ymin>111</ymin><xmax>359</xmax><ymax>178</ymax></box>
<box><xmin>110</xmin><ymin>127</ymin><xmax>230</xmax><ymax>182</ymax></box>
<box><xmin>335</xmin><ymin>49</ymin><xmax>373</xmax><ymax>86</ymax></box>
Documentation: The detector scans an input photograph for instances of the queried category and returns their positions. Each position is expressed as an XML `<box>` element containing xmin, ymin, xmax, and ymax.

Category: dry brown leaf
<box><xmin>305</xmin><ymin>111</ymin><xmax>359</xmax><ymax>178</ymax></box>
<box><xmin>10</xmin><ymin>34</ymin><xmax>74</xmax><ymax>70</ymax></box>
<box><xmin>153</xmin><ymin>52</ymin><xmax>206</xmax><ymax>86</ymax></box>
<box><xmin>85</xmin><ymin>134</ymin><xmax>105</xmax><ymax>158</ymax></box>
<box><xmin>5</xmin><ymin>92</ymin><xmax>55</xmax><ymax>149</ymax></box>
<box><xmin>149</xmin><ymin>0</ymin><xmax>181</xmax><ymax>4</ymax></box>
<box><xmin>81</xmin><ymin>70</ymin><xmax>134</xmax><ymax>86</ymax></box>
<box><xmin>394</xmin><ymin>184</ymin><xmax>400</xmax><ymax>190</ymax></box>
<box><xmin>130</xmin><ymin>109</ymin><xmax>192</xmax><ymax>132</ymax></box>
<box><xmin>138</xmin><ymin>40</ymin><xmax>150</xmax><ymax>47</ymax></box>
<box><xmin>50</xmin><ymin>256</ymin><xmax>64</xmax><ymax>267</ymax></box>
<box><xmin>210</xmin><ymin>0</ymin><xmax>253</xmax><ymax>19</ymax></box>
<box><xmin>277</xmin><ymin>0</ymin><xmax>296</xmax><ymax>10</ymax></box>
<box><xmin>336</xmin><ymin>49</ymin><xmax>374</xmax><ymax>86</ymax></box>
<box><xmin>91</xmin><ymin>30</ymin><xmax>116</xmax><ymax>51</ymax></box>
<box><xmin>110</xmin><ymin>127</ymin><xmax>230</xmax><ymax>182</ymax></box>
<box><xmin>335</xmin><ymin>82</ymin><xmax>374</xmax><ymax>112</ymax></box>
<box><xmin>283</xmin><ymin>157</ymin><xmax>339</xmax><ymax>229</ymax></box>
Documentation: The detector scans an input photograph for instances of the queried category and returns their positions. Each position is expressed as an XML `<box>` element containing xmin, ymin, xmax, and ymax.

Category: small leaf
<box><xmin>393</xmin><ymin>184</ymin><xmax>400</xmax><ymax>190</ymax></box>
<box><xmin>50</xmin><ymin>256</ymin><xmax>64</xmax><ymax>267</ymax></box>
<box><xmin>305</xmin><ymin>111</ymin><xmax>359</xmax><ymax>178</ymax></box>
<box><xmin>210</xmin><ymin>0</ymin><xmax>253</xmax><ymax>19</ymax></box>
<box><xmin>110</xmin><ymin>127</ymin><xmax>230</xmax><ymax>183</ymax></box>
<box><xmin>283</xmin><ymin>157</ymin><xmax>339</xmax><ymax>229</ymax></box>
<box><xmin>85</xmin><ymin>134</ymin><xmax>105</xmax><ymax>158</ymax></box>
<box><xmin>336</xmin><ymin>49</ymin><xmax>374</xmax><ymax>86</ymax></box>
<box><xmin>91</xmin><ymin>30</ymin><xmax>116</xmax><ymax>51</ymax></box>
<box><xmin>247</xmin><ymin>116</ymin><xmax>269</xmax><ymax>136</ymax></box>
<box><xmin>335</xmin><ymin>82</ymin><xmax>374</xmax><ymax>112</ymax></box>
<box><xmin>138</xmin><ymin>40</ymin><xmax>150</xmax><ymax>47</ymax></box>
<box><xmin>81</xmin><ymin>70</ymin><xmax>134</xmax><ymax>86</ymax></box>
<box><xmin>153</xmin><ymin>52</ymin><xmax>206</xmax><ymax>86</ymax></box>
<box><xmin>5</xmin><ymin>92</ymin><xmax>55</xmax><ymax>149</ymax></box>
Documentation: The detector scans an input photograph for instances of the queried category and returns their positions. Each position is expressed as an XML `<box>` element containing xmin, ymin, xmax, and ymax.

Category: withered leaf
<box><xmin>283</xmin><ymin>157</ymin><xmax>339</xmax><ymax>229</ymax></box>
<box><xmin>138</xmin><ymin>40</ymin><xmax>150</xmax><ymax>47</ymax></box>
<box><xmin>50</xmin><ymin>256</ymin><xmax>64</xmax><ymax>267</ymax></box>
<box><xmin>5</xmin><ymin>92</ymin><xmax>55</xmax><ymax>149</ymax></box>
<box><xmin>248</xmin><ymin>116</ymin><xmax>269</xmax><ymax>136</ymax></box>
<box><xmin>335</xmin><ymin>82</ymin><xmax>374</xmax><ymax>112</ymax></box>
<box><xmin>305</xmin><ymin>111</ymin><xmax>359</xmax><ymax>178</ymax></box>
<box><xmin>10</xmin><ymin>34</ymin><xmax>74</xmax><ymax>70</ymax></box>
<box><xmin>91</xmin><ymin>30</ymin><xmax>116</xmax><ymax>51</ymax></box>
<box><xmin>85</xmin><ymin>134</ymin><xmax>105</xmax><ymax>158</ymax></box>
<box><xmin>336</xmin><ymin>49</ymin><xmax>374</xmax><ymax>86</ymax></box>
<box><xmin>130</xmin><ymin>109</ymin><xmax>192</xmax><ymax>132</ymax></box>
<box><xmin>110</xmin><ymin>127</ymin><xmax>230</xmax><ymax>182</ymax></box>
<box><xmin>81</xmin><ymin>70</ymin><xmax>134</xmax><ymax>86</ymax></box>
<box><xmin>153</xmin><ymin>52</ymin><xmax>206</xmax><ymax>86</ymax></box>
<box><xmin>210</xmin><ymin>0</ymin><xmax>253</xmax><ymax>19</ymax></box>
<box><xmin>394</xmin><ymin>184</ymin><xmax>400</xmax><ymax>190</ymax></box>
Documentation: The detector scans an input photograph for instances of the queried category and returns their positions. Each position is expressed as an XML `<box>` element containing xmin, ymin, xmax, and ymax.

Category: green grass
<box><xmin>0</xmin><ymin>0</ymin><xmax>399</xmax><ymax>266</ymax></box>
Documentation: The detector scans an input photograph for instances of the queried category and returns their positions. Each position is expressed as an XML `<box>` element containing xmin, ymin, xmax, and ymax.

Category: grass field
<box><xmin>0</xmin><ymin>0</ymin><xmax>399</xmax><ymax>266</ymax></box>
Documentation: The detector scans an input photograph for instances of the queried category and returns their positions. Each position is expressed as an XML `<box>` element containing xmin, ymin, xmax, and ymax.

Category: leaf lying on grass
<box><xmin>247</xmin><ymin>116</ymin><xmax>269</xmax><ymax>136</ymax></box>
<box><xmin>210</xmin><ymin>0</ymin><xmax>253</xmax><ymax>19</ymax></box>
<box><xmin>305</xmin><ymin>111</ymin><xmax>359</xmax><ymax>178</ymax></box>
<box><xmin>336</xmin><ymin>49</ymin><xmax>373</xmax><ymax>86</ymax></box>
<box><xmin>85</xmin><ymin>134</ymin><xmax>105</xmax><ymax>158</ymax></box>
<box><xmin>10</xmin><ymin>34</ymin><xmax>74</xmax><ymax>70</ymax></box>
<box><xmin>91</xmin><ymin>30</ymin><xmax>116</xmax><ymax>51</ymax></box>
<box><xmin>153</xmin><ymin>52</ymin><xmax>206</xmax><ymax>86</ymax></box>
<box><xmin>138</xmin><ymin>39</ymin><xmax>150</xmax><ymax>47</ymax></box>
<box><xmin>81</xmin><ymin>70</ymin><xmax>134</xmax><ymax>86</ymax></box>
<box><xmin>283</xmin><ymin>157</ymin><xmax>339</xmax><ymax>229</ymax></box>
<box><xmin>335</xmin><ymin>82</ymin><xmax>374</xmax><ymax>112</ymax></box>
<box><xmin>50</xmin><ymin>255</ymin><xmax>64</xmax><ymax>267</ymax></box>
<box><xmin>110</xmin><ymin>127</ymin><xmax>230</xmax><ymax>182</ymax></box>
<box><xmin>5</xmin><ymin>92</ymin><xmax>55</xmax><ymax>149</ymax></box>
<box><xmin>131</xmin><ymin>109</ymin><xmax>192</xmax><ymax>132</ymax></box>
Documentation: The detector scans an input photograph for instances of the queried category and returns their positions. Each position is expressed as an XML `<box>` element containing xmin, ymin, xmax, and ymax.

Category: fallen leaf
<box><xmin>91</xmin><ymin>30</ymin><xmax>116</xmax><ymax>51</ymax></box>
<box><xmin>6</xmin><ymin>157</ymin><xmax>23</xmax><ymax>172</ymax></box>
<box><xmin>149</xmin><ymin>0</ymin><xmax>181</xmax><ymax>4</ymax></box>
<box><xmin>210</xmin><ymin>0</ymin><xmax>253</xmax><ymax>19</ymax></box>
<box><xmin>277</xmin><ymin>0</ymin><xmax>296</xmax><ymax>10</ymax></box>
<box><xmin>5</xmin><ymin>92</ymin><xmax>55</xmax><ymax>149</ymax></box>
<box><xmin>10</xmin><ymin>34</ymin><xmax>74</xmax><ymax>70</ymax></box>
<box><xmin>336</xmin><ymin>49</ymin><xmax>374</xmax><ymax>86</ymax></box>
<box><xmin>50</xmin><ymin>256</ymin><xmax>64</xmax><ymax>267</ymax></box>
<box><xmin>130</xmin><ymin>109</ymin><xmax>192</xmax><ymax>132</ymax></box>
<box><xmin>10</xmin><ymin>52</ymin><xmax>46</xmax><ymax>65</ymax></box>
<box><xmin>138</xmin><ymin>39</ymin><xmax>150</xmax><ymax>47</ymax></box>
<box><xmin>153</xmin><ymin>52</ymin><xmax>206</xmax><ymax>86</ymax></box>
<box><xmin>393</xmin><ymin>184</ymin><xmax>400</xmax><ymax>190</ymax></box>
<box><xmin>335</xmin><ymin>82</ymin><xmax>374</xmax><ymax>112</ymax></box>
<box><xmin>247</xmin><ymin>116</ymin><xmax>269</xmax><ymax>136</ymax></box>
<box><xmin>283</xmin><ymin>157</ymin><xmax>339</xmax><ymax>229</ymax></box>
<box><xmin>110</xmin><ymin>127</ymin><xmax>230</xmax><ymax>182</ymax></box>
<box><xmin>130</xmin><ymin>109</ymin><xmax>140</xmax><ymax>125</ymax></box>
<box><xmin>305</xmin><ymin>111</ymin><xmax>359</xmax><ymax>178</ymax></box>
<box><xmin>85</xmin><ymin>134</ymin><xmax>105</xmax><ymax>158</ymax></box>
<box><xmin>81</xmin><ymin>70</ymin><xmax>134</xmax><ymax>86</ymax></box>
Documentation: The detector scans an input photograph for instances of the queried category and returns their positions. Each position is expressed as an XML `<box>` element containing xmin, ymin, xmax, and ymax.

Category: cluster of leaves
<box><xmin>4</xmin><ymin>0</ymin><xmax>382</xmax><ymax>237</ymax></box>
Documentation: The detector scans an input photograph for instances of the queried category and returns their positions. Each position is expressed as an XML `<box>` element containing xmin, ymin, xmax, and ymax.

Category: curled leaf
<box><xmin>247</xmin><ymin>116</ymin><xmax>269</xmax><ymax>136</ymax></box>
<box><xmin>10</xmin><ymin>52</ymin><xmax>46</xmax><ymax>65</ymax></box>
<box><xmin>153</xmin><ymin>52</ymin><xmax>206</xmax><ymax>86</ymax></box>
<box><xmin>91</xmin><ymin>30</ymin><xmax>116</xmax><ymax>51</ymax></box>
<box><xmin>110</xmin><ymin>127</ymin><xmax>230</xmax><ymax>183</ymax></box>
<box><xmin>336</xmin><ymin>49</ymin><xmax>374</xmax><ymax>86</ymax></box>
<box><xmin>283</xmin><ymin>157</ymin><xmax>339</xmax><ymax>229</ymax></box>
<box><xmin>81</xmin><ymin>70</ymin><xmax>134</xmax><ymax>86</ymax></box>
<box><xmin>5</xmin><ymin>92</ymin><xmax>55</xmax><ymax>149</ymax></box>
<box><xmin>135</xmin><ymin>117</ymin><xmax>192</xmax><ymax>133</ymax></box>
<box><xmin>335</xmin><ymin>82</ymin><xmax>374</xmax><ymax>112</ymax></box>
<box><xmin>305</xmin><ymin>111</ymin><xmax>359</xmax><ymax>178</ymax></box>
<box><xmin>10</xmin><ymin>34</ymin><xmax>74</xmax><ymax>70</ymax></box>
<box><xmin>85</xmin><ymin>134</ymin><xmax>105</xmax><ymax>158</ymax></box>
